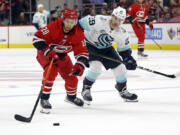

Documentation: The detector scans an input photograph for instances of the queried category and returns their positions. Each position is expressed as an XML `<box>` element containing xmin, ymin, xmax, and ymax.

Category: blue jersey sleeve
<box><xmin>79</xmin><ymin>16</ymin><xmax>91</xmax><ymax>32</ymax></box>
<box><xmin>117</xmin><ymin>37</ymin><xmax>131</xmax><ymax>52</ymax></box>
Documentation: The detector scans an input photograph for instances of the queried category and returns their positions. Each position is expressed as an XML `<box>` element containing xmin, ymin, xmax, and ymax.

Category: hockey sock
<box><xmin>138</xmin><ymin>48</ymin><xmax>144</xmax><ymax>53</ymax></box>
<box><xmin>41</xmin><ymin>93</ymin><xmax>50</xmax><ymax>100</ymax></box>
<box><xmin>115</xmin><ymin>82</ymin><xmax>127</xmax><ymax>92</ymax></box>
<box><xmin>83</xmin><ymin>77</ymin><xmax>94</xmax><ymax>87</ymax></box>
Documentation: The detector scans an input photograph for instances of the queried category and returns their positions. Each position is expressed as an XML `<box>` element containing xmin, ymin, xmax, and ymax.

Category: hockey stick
<box><xmin>136</xmin><ymin>22</ymin><xmax>162</xmax><ymax>50</ymax></box>
<box><xmin>146</xmin><ymin>29</ymin><xmax>162</xmax><ymax>50</ymax></box>
<box><xmin>150</xmin><ymin>37</ymin><xmax>162</xmax><ymax>50</ymax></box>
<box><xmin>14</xmin><ymin>58</ymin><xmax>54</xmax><ymax>123</ymax></box>
<box><xmin>91</xmin><ymin>52</ymin><xmax>176</xmax><ymax>78</ymax></box>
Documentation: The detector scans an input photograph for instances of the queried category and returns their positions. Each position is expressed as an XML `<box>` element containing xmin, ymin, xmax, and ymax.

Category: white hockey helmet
<box><xmin>37</xmin><ymin>4</ymin><xmax>44</xmax><ymax>9</ymax></box>
<box><xmin>112</xmin><ymin>6</ymin><xmax>126</xmax><ymax>21</ymax></box>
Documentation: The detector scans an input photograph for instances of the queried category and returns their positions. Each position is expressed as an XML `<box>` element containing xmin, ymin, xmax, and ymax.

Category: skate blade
<box><xmin>84</xmin><ymin>100</ymin><xmax>91</xmax><ymax>105</ymax></box>
<box><xmin>138</xmin><ymin>55</ymin><xmax>148</xmax><ymax>59</ymax></box>
<box><xmin>64</xmin><ymin>99</ymin><xmax>84</xmax><ymax>107</ymax></box>
<box><xmin>40</xmin><ymin>108</ymin><xmax>51</xmax><ymax>114</ymax></box>
<box><xmin>123</xmin><ymin>99</ymin><xmax>139</xmax><ymax>102</ymax></box>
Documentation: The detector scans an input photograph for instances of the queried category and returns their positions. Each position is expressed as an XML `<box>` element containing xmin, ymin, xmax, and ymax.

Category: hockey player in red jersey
<box><xmin>127</xmin><ymin>0</ymin><xmax>153</xmax><ymax>57</ymax></box>
<box><xmin>33</xmin><ymin>8</ymin><xmax>89</xmax><ymax>113</ymax></box>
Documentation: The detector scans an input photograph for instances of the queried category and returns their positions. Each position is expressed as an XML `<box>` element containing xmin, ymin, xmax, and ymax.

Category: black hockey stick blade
<box><xmin>137</xmin><ymin>66</ymin><xmax>176</xmax><ymax>78</ymax></box>
<box><xmin>14</xmin><ymin>114</ymin><xmax>31</xmax><ymax>123</ymax></box>
<box><xmin>164</xmin><ymin>74</ymin><xmax>176</xmax><ymax>78</ymax></box>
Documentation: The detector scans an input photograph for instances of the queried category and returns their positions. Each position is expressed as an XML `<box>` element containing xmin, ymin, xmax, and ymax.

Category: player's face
<box><xmin>110</xmin><ymin>16</ymin><xmax>121</xmax><ymax>29</ymax></box>
<box><xmin>137</xmin><ymin>0</ymin><xmax>144</xmax><ymax>3</ymax></box>
<box><xmin>38</xmin><ymin>7</ymin><xmax>43</xmax><ymax>13</ymax></box>
<box><xmin>63</xmin><ymin>18</ymin><xmax>77</xmax><ymax>33</ymax></box>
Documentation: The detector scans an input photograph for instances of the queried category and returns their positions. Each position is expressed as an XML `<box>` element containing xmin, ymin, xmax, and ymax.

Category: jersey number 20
<box><xmin>41</xmin><ymin>27</ymin><xmax>49</xmax><ymax>35</ymax></box>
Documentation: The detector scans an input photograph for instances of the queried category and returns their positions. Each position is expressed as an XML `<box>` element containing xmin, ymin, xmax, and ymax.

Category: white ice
<box><xmin>0</xmin><ymin>49</ymin><xmax>180</xmax><ymax>135</ymax></box>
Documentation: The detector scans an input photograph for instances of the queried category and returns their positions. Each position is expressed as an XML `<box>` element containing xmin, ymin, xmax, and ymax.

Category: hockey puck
<box><xmin>53</xmin><ymin>123</ymin><xmax>60</xmax><ymax>126</ymax></box>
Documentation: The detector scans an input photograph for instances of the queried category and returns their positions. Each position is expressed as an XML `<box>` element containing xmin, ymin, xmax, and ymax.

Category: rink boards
<box><xmin>0</xmin><ymin>23</ymin><xmax>180</xmax><ymax>50</ymax></box>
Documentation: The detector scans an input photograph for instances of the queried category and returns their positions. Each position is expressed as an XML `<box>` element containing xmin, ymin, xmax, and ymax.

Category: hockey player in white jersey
<box><xmin>79</xmin><ymin>6</ymin><xmax>138</xmax><ymax>104</ymax></box>
<box><xmin>32</xmin><ymin>4</ymin><xmax>60</xmax><ymax>30</ymax></box>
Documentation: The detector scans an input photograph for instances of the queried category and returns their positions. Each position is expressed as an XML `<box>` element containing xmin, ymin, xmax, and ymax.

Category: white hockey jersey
<box><xmin>79</xmin><ymin>15</ymin><xmax>131</xmax><ymax>52</ymax></box>
<box><xmin>32</xmin><ymin>10</ymin><xmax>50</xmax><ymax>29</ymax></box>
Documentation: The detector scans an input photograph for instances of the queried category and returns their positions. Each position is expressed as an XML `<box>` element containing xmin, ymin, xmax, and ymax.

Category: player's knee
<box><xmin>89</xmin><ymin>61</ymin><xmax>103</xmax><ymax>73</ymax></box>
<box><xmin>65</xmin><ymin>76</ymin><xmax>78</xmax><ymax>90</ymax></box>
<box><xmin>44</xmin><ymin>65</ymin><xmax>58</xmax><ymax>81</ymax></box>
<box><xmin>112</xmin><ymin>64</ymin><xmax>127</xmax><ymax>83</ymax></box>
<box><xmin>84</xmin><ymin>61</ymin><xmax>102</xmax><ymax>82</ymax></box>
<box><xmin>112</xmin><ymin>64</ymin><xmax>127</xmax><ymax>77</ymax></box>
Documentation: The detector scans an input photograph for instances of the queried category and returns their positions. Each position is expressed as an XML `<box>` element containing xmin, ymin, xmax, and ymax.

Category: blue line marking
<box><xmin>0</xmin><ymin>86</ymin><xmax>180</xmax><ymax>98</ymax></box>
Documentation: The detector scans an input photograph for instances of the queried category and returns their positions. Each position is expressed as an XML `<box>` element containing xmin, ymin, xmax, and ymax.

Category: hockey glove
<box><xmin>72</xmin><ymin>63</ymin><xmax>84</xmax><ymax>76</ymax></box>
<box><xmin>123</xmin><ymin>56</ymin><xmax>137</xmax><ymax>70</ymax></box>
<box><xmin>71</xmin><ymin>56</ymin><xmax>89</xmax><ymax>76</ymax></box>
<box><xmin>43</xmin><ymin>48</ymin><xmax>59</xmax><ymax>61</ymax></box>
<box><xmin>119</xmin><ymin>49</ymin><xmax>137</xmax><ymax>70</ymax></box>
<box><xmin>149</xmin><ymin>22</ymin><xmax>153</xmax><ymax>30</ymax></box>
<box><xmin>146</xmin><ymin>19</ymin><xmax>153</xmax><ymax>30</ymax></box>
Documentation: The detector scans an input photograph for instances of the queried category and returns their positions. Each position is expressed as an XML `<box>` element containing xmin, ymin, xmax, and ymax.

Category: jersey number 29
<box><xmin>88</xmin><ymin>17</ymin><xmax>95</xmax><ymax>25</ymax></box>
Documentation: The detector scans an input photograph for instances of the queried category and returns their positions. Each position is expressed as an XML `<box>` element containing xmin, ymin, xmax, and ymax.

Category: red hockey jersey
<box><xmin>33</xmin><ymin>19</ymin><xmax>88</xmax><ymax>59</ymax></box>
<box><xmin>127</xmin><ymin>3</ymin><xmax>148</xmax><ymax>23</ymax></box>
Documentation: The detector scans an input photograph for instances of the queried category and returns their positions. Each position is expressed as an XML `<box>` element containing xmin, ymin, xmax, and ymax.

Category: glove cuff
<box><xmin>43</xmin><ymin>48</ymin><xmax>51</xmax><ymax>56</ymax></box>
<box><xmin>118</xmin><ymin>49</ymin><xmax>132</xmax><ymax>60</ymax></box>
<box><xmin>76</xmin><ymin>61</ymin><xmax>85</xmax><ymax>69</ymax></box>
<box><xmin>76</xmin><ymin>56</ymin><xmax>89</xmax><ymax>68</ymax></box>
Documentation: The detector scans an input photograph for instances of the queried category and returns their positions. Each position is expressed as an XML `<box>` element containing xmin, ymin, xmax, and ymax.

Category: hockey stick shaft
<box><xmin>14</xmin><ymin>58</ymin><xmax>54</xmax><ymax>122</ymax></box>
<box><xmin>147</xmin><ymin>30</ymin><xmax>162</xmax><ymax>50</ymax></box>
<box><xmin>151</xmin><ymin>38</ymin><xmax>162</xmax><ymax>50</ymax></box>
<box><xmin>138</xmin><ymin>24</ymin><xmax>162</xmax><ymax>50</ymax></box>
<box><xmin>92</xmin><ymin>52</ymin><xmax>175</xmax><ymax>78</ymax></box>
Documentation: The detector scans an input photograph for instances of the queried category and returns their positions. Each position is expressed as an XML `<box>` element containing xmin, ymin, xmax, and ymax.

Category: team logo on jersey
<box><xmin>95</xmin><ymin>33</ymin><xmax>114</xmax><ymax>48</ymax></box>
<box><xmin>50</xmin><ymin>44</ymin><xmax>72</xmax><ymax>53</ymax></box>
<box><xmin>136</xmin><ymin>11</ymin><xmax>144</xmax><ymax>17</ymax></box>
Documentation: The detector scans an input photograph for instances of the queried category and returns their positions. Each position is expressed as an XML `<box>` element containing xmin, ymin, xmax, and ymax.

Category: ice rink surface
<box><xmin>0</xmin><ymin>49</ymin><xmax>180</xmax><ymax>135</ymax></box>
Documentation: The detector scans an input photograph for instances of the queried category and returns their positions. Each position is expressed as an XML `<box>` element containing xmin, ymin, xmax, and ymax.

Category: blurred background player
<box><xmin>32</xmin><ymin>4</ymin><xmax>60</xmax><ymax>30</ymax></box>
<box><xmin>79</xmin><ymin>6</ymin><xmax>138</xmax><ymax>105</ymax></box>
<box><xmin>33</xmin><ymin>8</ymin><xmax>89</xmax><ymax>113</ymax></box>
<box><xmin>127</xmin><ymin>0</ymin><xmax>154</xmax><ymax>58</ymax></box>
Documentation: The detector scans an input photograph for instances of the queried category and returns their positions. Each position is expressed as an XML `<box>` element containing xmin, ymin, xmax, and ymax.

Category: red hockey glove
<box><xmin>71</xmin><ymin>63</ymin><xmax>84</xmax><ymax>76</ymax></box>
<box><xmin>43</xmin><ymin>48</ymin><xmax>58</xmax><ymax>60</ymax></box>
<box><xmin>149</xmin><ymin>22</ymin><xmax>153</xmax><ymax>30</ymax></box>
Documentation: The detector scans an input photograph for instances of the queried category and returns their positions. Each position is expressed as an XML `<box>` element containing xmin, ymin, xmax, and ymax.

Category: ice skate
<box><xmin>65</xmin><ymin>95</ymin><xmax>84</xmax><ymax>107</ymax></box>
<box><xmin>115</xmin><ymin>84</ymin><xmax>138</xmax><ymax>102</ymax></box>
<box><xmin>138</xmin><ymin>51</ymin><xmax>148</xmax><ymax>58</ymax></box>
<box><xmin>81</xmin><ymin>85</ymin><xmax>92</xmax><ymax>105</ymax></box>
<box><xmin>40</xmin><ymin>99</ymin><xmax>52</xmax><ymax>114</ymax></box>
